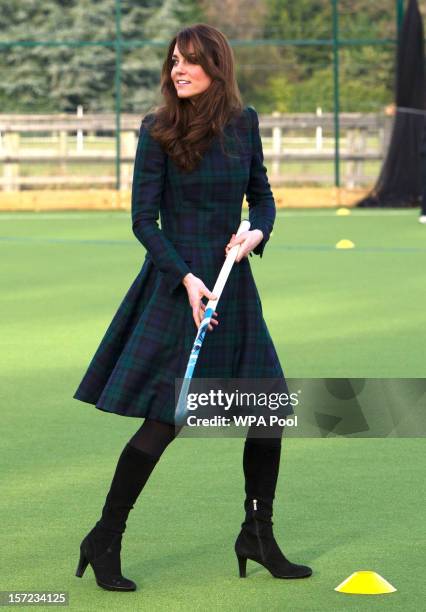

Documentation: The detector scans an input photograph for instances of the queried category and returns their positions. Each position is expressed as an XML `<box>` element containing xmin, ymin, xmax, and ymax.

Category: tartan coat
<box><xmin>73</xmin><ymin>105</ymin><xmax>289</xmax><ymax>424</ymax></box>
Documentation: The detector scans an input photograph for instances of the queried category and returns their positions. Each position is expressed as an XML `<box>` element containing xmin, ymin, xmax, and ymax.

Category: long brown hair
<box><xmin>147</xmin><ymin>24</ymin><xmax>244</xmax><ymax>173</ymax></box>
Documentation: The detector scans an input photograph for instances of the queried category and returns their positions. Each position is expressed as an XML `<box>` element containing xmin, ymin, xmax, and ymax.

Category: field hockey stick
<box><xmin>174</xmin><ymin>218</ymin><xmax>251</xmax><ymax>425</ymax></box>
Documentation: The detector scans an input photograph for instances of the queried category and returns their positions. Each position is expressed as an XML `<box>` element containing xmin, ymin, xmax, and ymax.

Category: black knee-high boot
<box><xmin>75</xmin><ymin>443</ymin><xmax>159</xmax><ymax>591</ymax></box>
<box><xmin>234</xmin><ymin>438</ymin><xmax>312</xmax><ymax>579</ymax></box>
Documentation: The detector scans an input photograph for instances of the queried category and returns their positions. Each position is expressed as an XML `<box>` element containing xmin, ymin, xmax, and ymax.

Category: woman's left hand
<box><xmin>225</xmin><ymin>229</ymin><xmax>264</xmax><ymax>262</ymax></box>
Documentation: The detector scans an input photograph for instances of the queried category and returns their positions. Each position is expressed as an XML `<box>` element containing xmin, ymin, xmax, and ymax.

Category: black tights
<box><xmin>127</xmin><ymin>418</ymin><xmax>284</xmax><ymax>459</ymax></box>
<box><xmin>127</xmin><ymin>419</ymin><xmax>182</xmax><ymax>459</ymax></box>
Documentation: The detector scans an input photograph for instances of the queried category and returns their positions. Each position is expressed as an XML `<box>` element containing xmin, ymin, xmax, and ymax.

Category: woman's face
<box><xmin>171</xmin><ymin>43</ymin><xmax>212</xmax><ymax>103</ymax></box>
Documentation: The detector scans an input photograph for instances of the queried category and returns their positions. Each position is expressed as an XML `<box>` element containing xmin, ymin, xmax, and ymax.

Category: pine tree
<box><xmin>0</xmin><ymin>0</ymin><xmax>199</xmax><ymax>112</ymax></box>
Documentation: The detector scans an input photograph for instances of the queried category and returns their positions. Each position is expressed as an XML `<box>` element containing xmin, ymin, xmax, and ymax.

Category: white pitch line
<box><xmin>275</xmin><ymin>210</ymin><xmax>418</xmax><ymax>217</ymax></box>
<box><xmin>0</xmin><ymin>210</ymin><xmax>419</xmax><ymax>220</ymax></box>
<box><xmin>0</xmin><ymin>212</ymin><xmax>128</xmax><ymax>220</ymax></box>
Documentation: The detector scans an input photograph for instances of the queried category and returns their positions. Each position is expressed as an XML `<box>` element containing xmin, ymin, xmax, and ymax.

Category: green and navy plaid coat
<box><xmin>73</xmin><ymin>105</ymin><xmax>287</xmax><ymax>424</ymax></box>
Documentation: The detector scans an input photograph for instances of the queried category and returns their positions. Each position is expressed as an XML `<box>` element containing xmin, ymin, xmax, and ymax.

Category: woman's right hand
<box><xmin>182</xmin><ymin>273</ymin><xmax>219</xmax><ymax>331</ymax></box>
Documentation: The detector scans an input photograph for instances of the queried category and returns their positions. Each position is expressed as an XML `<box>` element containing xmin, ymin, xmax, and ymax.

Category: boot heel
<box><xmin>237</xmin><ymin>554</ymin><xmax>247</xmax><ymax>578</ymax></box>
<box><xmin>75</xmin><ymin>549</ymin><xmax>89</xmax><ymax>578</ymax></box>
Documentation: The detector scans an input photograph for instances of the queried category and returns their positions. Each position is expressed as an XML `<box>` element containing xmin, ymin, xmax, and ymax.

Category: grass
<box><xmin>1</xmin><ymin>208</ymin><xmax>425</xmax><ymax>611</ymax></box>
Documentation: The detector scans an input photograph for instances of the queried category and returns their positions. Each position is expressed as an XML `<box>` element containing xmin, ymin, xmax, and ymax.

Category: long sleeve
<box><xmin>131</xmin><ymin>114</ymin><xmax>191</xmax><ymax>294</ymax></box>
<box><xmin>245</xmin><ymin>106</ymin><xmax>276</xmax><ymax>258</ymax></box>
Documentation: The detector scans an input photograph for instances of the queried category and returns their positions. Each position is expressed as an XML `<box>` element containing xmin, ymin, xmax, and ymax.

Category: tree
<box><xmin>0</xmin><ymin>0</ymin><xmax>200</xmax><ymax>112</ymax></box>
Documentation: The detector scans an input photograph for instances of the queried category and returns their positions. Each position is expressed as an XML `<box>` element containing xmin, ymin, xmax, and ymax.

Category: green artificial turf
<box><xmin>1</xmin><ymin>209</ymin><xmax>425</xmax><ymax>611</ymax></box>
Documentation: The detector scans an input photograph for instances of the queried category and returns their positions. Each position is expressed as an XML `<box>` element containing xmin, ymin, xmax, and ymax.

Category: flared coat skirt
<box><xmin>73</xmin><ymin>245</ymin><xmax>285</xmax><ymax>424</ymax></box>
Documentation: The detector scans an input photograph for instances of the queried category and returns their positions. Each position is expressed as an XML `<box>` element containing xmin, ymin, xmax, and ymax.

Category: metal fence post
<box><xmin>115</xmin><ymin>0</ymin><xmax>122</xmax><ymax>190</ymax></box>
<box><xmin>332</xmin><ymin>0</ymin><xmax>340</xmax><ymax>188</ymax></box>
<box><xmin>397</xmin><ymin>0</ymin><xmax>405</xmax><ymax>38</ymax></box>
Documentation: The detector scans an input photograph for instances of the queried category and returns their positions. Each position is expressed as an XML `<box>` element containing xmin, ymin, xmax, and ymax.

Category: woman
<box><xmin>73</xmin><ymin>23</ymin><xmax>312</xmax><ymax>591</ymax></box>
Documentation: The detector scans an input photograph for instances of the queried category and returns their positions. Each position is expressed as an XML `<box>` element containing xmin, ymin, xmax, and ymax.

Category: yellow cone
<box><xmin>336</xmin><ymin>207</ymin><xmax>351</xmax><ymax>215</ymax></box>
<box><xmin>335</xmin><ymin>571</ymin><xmax>397</xmax><ymax>595</ymax></box>
<box><xmin>336</xmin><ymin>239</ymin><xmax>355</xmax><ymax>249</ymax></box>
